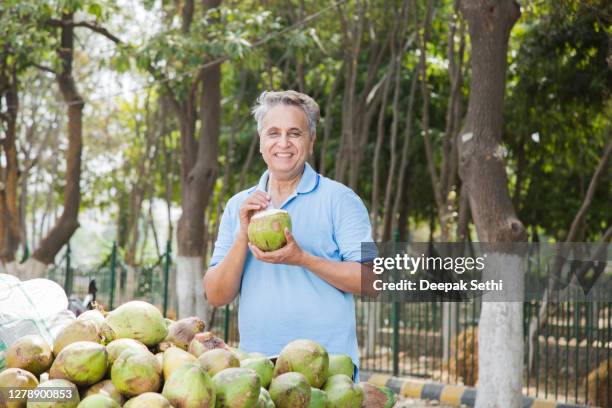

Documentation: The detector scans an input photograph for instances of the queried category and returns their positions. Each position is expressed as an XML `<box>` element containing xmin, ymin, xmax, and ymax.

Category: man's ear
<box><xmin>309</xmin><ymin>133</ymin><xmax>317</xmax><ymax>155</ymax></box>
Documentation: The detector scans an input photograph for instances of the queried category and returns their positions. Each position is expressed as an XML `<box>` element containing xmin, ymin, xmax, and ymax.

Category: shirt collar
<box><xmin>255</xmin><ymin>162</ymin><xmax>319</xmax><ymax>195</ymax></box>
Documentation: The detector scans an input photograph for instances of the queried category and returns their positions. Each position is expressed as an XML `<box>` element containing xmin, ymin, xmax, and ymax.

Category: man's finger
<box><xmin>246</xmin><ymin>198</ymin><xmax>267</xmax><ymax>209</ymax></box>
<box><xmin>249</xmin><ymin>244</ymin><xmax>271</xmax><ymax>261</ymax></box>
<box><xmin>243</xmin><ymin>203</ymin><xmax>263</xmax><ymax>211</ymax></box>
<box><xmin>284</xmin><ymin>228</ymin><xmax>293</xmax><ymax>243</ymax></box>
<box><xmin>250</xmin><ymin>191</ymin><xmax>271</xmax><ymax>205</ymax></box>
<box><xmin>248</xmin><ymin>244</ymin><xmax>262</xmax><ymax>258</ymax></box>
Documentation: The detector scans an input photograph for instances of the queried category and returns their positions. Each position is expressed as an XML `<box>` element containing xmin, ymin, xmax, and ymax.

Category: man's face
<box><xmin>259</xmin><ymin>104</ymin><xmax>315</xmax><ymax>179</ymax></box>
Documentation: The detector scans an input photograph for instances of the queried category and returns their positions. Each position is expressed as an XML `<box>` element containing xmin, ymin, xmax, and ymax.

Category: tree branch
<box><xmin>564</xmin><ymin>139</ymin><xmax>612</xmax><ymax>243</ymax></box>
<box><xmin>31</xmin><ymin>63</ymin><xmax>58</xmax><ymax>75</ymax></box>
<box><xmin>47</xmin><ymin>19</ymin><xmax>122</xmax><ymax>44</ymax></box>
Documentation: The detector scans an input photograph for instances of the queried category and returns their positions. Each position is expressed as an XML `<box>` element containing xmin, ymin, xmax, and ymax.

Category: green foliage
<box><xmin>505</xmin><ymin>0</ymin><xmax>611</xmax><ymax>239</ymax></box>
<box><xmin>8</xmin><ymin>0</ymin><xmax>610</xmax><ymax>256</ymax></box>
<box><xmin>137</xmin><ymin>5</ymin><xmax>280</xmax><ymax>100</ymax></box>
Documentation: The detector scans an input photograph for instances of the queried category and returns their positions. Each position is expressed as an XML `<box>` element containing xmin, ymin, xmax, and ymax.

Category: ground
<box><xmin>395</xmin><ymin>398</ymin><xmax>456</xmax><ymax>407</ymax></box>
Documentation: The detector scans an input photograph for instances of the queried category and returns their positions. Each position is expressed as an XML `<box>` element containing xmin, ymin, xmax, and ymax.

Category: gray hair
<box><xmin>252</xmin><ymin>90</ymin><xmax>320</xmax><ymax>136</ymax></box>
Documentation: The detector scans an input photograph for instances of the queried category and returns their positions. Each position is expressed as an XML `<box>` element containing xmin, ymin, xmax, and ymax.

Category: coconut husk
<box><xmin>447</xmin><ymin>328</ymin><xmax>478</xmax><ymax>386</ymax></box>
<box><xmin>586</xmin><ymin>358</ymin><xmax>611</xmax><ymax>407</ymax></box>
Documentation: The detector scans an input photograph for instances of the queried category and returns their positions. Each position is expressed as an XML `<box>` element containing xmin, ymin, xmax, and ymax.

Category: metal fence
<box><xmin>42</xmin><ymin>242</ymin><xmax>611</xmax><ymax>406</ymax></box>
<box><xmin>357</xmin><ymin>299</ymin><xmax>610</xmax><ymax>406</ymax></box>
<box><xmin>45</xmin><ymin>241</ymin><xmax>176</xmax><ymax>317</ymax></box>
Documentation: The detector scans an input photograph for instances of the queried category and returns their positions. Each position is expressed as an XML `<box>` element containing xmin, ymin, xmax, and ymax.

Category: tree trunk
<box><xmin>125</xmin><ymin>94</ymin><xmax>161</xmax><ymax>267</ymax></box>
<box><xmin>370</xmin><ymin>70</ymin><xmax>392</xmax><ymax>240</ymax></box>
<box><xmin>238</xmin><ymin>133</ymin><xmax>258</xmax><ymax>190</ymax></box>
<box><xmin>390</xmin><ymin>69</ymin><xmax>418</xmax><ymax>237</ymax></box>
<box><xmin>381</xmin><ymin>5</ymin><xmax>412</xmax><ymax>240</ymax></box>
<box><xmin>0</xmin><ymin>67</ymin><xmax>21</xmax><ymax>265</ymax></box>
<box><xmin>458</xmin><ymin>1</ymin><xmax>525</xmax><ymax>407</ymax></box>
<box><xmin>26</xmin><ymin>12</ymin><xmax>84</xmax><ymax>278</ymax></box>
<box><xmin>334</xmin><ymin>0</ymin><xmax>365</xmax><ymax>184</ymax></box>
<box><xmin>318</xmin><ymin>75</ymin><xmax>340</xmax><ymax>176</ymax></box>
<box><xmin>176</xmin><ymin>55</ymin><xmax>221</xmax><ymax>319</ymax></box>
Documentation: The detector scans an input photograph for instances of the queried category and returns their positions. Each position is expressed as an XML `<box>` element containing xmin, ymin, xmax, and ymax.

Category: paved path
<box><xmin>395</xmin><ymin>398</ymin><xmax>455</xmax><ymax>407</ymax></box>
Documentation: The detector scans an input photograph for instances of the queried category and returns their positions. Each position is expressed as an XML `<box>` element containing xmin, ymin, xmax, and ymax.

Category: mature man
<box><xmin>204</xmin><ymin>90</ymin><xmax>373</xmax><ymax>378</ymax></box>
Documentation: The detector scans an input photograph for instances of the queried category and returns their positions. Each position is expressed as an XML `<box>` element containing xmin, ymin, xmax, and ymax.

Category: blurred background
<box><xmin>0</xmin><ymin>0</ymin><xmax>610</xmax><ymax>405</ymax></box>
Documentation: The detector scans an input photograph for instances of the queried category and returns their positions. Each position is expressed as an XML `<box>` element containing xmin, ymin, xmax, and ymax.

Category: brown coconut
<box><xmin>165</xmin><ymin>317</ymin><xmax>206</xmax><ymax>350</ymax></box>
<box><xmin>6</xmin><ymin>335</ymin><xmax>53</xmax><ymax>376</ymax></box>
<box><xmin>187</xmin><ymin>332</ymin><xmax>229</xmax><ymax>357</ymax></box>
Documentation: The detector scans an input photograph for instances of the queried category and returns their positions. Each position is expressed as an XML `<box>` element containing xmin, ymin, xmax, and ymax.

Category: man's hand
<box><xmin>239</xmin><ymin>191</ymin><xmax>270</xmax><ymax>238</ymax></box>
<box><xmin>249</xmin><ymin>228</ymin><xmax>306</xmax><ymax>266</ymax></box>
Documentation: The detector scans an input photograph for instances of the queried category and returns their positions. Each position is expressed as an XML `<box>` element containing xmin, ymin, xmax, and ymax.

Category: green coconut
<box><xmin>247</xmin><ymin>209</ymin><xmax>292</xmax><ymax>251</ymax></box>
<box><xmin>0</xmin><ymin>368</ymin><xmax>39</xmax><ymax>408</ymax></box>
<box><xmin>269</xmin><ymin>372</ymin><xmax>311</xmax><ymax>408</ymax></box>
<box><xmin>188</xmin><ymin>332</ymin><xmax>228</xmax><ymax>358</ymax></box>
<box><xmin>163</xmin><ymin>347</ymin><xmax>197</xmax><ymax>380</ymax></box>
<box><xmin>110</xmin><ymin>349</ymin><xmax>160</xmax><ymax>397</ymax></box>
<box><xmin>76</xmin><ymin>394</ymin><xmax>120</xmax><ymax>408</ymax></box>
<box><xmin>104</xmin><ymin>301</ymin><xmax>167</xmax><ymax>346</ymax></box>
<box><xmin>123</xmin><ymin>393</ymin><xmax>172</xmax><ymax>408</ymax></box>
<box><xmin>77</xmin><ymin>310</ymin><xmax>106</xmax><ymax>329</ymax></box>
<box><xmin>328</xmin><ymin>354</ymin><xmax>354</xmax><ymax>378</ymax></box>
<box><xmin>322</xmin><ymin>374</ymin><xmax>363</xmax><ymax>408</ymax></box>
<box><xmin>274</xmin><ymin>339</ymin><xmax>329</xmax><ymax>388</ymax></box>
<box><xmin>229</xmin><ymin>348</ymin><xmax>250</xmax><ymax>361</ymax></box>
<box><xmin>359</xmin><ymin>383</ymin><xmax>395</xmax><ymax>408</ymax></box>
<box><xmin>53</xmin><ymin>320</ymin><xmax>102</xmax><ymax>355</ymax></box>
<box><xmin>165</xmin><ymin>317</ymin><xmax>206</xmax><ymax>350</ymax></box>
<box><xmin>256</xmin><ymin>388</ymin><xmax>274</xmax><ymax>408</ymax></box>
<box><xmin>308</xmin><ymin>387</ymin><xmax>329</xmax><ymax>408</ymax></box>
<box><xmin>240</xmin><ymin>357</ymin><xmax>274</xmax><ymax>389</ymax></box>
<box><xmin>6</xmin><ymin>335</ymin><xmax>53</xmax><ymax>376</ymax></box>
<box><xmin>212</xmin><ymin>367</ymin><xmax>261</xmax><ymax>408</ymax></box>
<box><xmin>162</xmin><ymin>362</ymin><xmax>215</xmax><ymax>408</ymax></box>
<box><xmin>49</xmin><ymin>341</ymin><xmax>107</xmax><ymax>386</ymax></box>
<box><xmin>106</xmin><ymin>338</ymin><xmax>149</xmax><ymax>365</ymax></box>
<box><xmin>26</xmin><ymin>379</ymin><xmax>80</xmax><ymax>408</ymax></box>
<box><xmin>198</xmin><ymin>348</ymin><xmax>240</xmax><ymax>377</ymax></box>
<box><xmin>83</xmin><ymin>380</ymin><xmax>124</xmax><ymax>405</ymax></box>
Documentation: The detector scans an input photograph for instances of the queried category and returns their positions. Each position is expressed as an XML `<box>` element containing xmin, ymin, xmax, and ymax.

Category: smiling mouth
<box><xmin>273</xmin><ymin>153</ymin><xmax>294</xmax><ymax>158</ymax></box>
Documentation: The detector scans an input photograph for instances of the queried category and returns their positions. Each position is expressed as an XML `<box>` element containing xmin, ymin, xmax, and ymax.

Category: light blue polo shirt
<box><xmin>209</xmin><ymin>163</ymin><xmax>373</xmax><ymax>378</ymax></box>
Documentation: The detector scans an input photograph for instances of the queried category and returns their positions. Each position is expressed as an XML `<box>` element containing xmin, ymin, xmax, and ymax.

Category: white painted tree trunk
<box><xmin>475</xmin><ymin>253</ymin><xmax>524</xmax><ymax>408</ymax></box>
<box><xmin>124</xmin><ymin>265</ymin><xmax>137</xmax><ymax>305</ymax></box>
<box><xmin>176</xmin><ymin>256</ymin><xmax>207</xmax><ymax>319</ymax></box>
<box><xmin>20</xmin><ymin>258</ymin><xmax>48</xmax><ymax>280</ymax></box>
<box><xmin>5</xmin><ymin>261</ymin><xmax>19</xmax><ymax>277</ymax></box>
<box><xmin>365</xmin><ymin>302</ymin><xmax>379</xmax><ymax>357</ymax></box>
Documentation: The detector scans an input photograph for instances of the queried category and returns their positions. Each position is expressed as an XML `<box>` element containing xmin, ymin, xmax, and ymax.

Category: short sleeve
<box><xmin>333</xmin><ymin>191</ymin><xmax>375</xmax><ymax>263</ymax></box>
<box><xmin>209</xmin><ymin>200</ymin><xmax>236</xmax><ymax>268</ymax></box>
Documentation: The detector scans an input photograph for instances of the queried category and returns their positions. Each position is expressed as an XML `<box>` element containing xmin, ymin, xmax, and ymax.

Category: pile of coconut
<box><xmin>0</xmin><ymin>300</ymin><xmax>396</xmax><ymax>407</ymax></box>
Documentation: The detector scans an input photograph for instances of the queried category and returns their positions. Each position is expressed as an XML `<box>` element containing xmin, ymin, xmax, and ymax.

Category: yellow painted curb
<box><xmin>368</xmin><ymin>374</ymin><xmax>391</xmax><ymax>387</ymax></box>
<box><xmin>439</xmin><ymin>385</ymin><xmax>466</xmax><ymax>405</ymax></box>
<box><xmin>530</xmin><ymin>401</ymin><xmax>557</xmax><ymax>408</ymax></box>
<box><xmin>400</xmin><ymin>381</ymin><xmax>425</xmax><ymax>399</ymax></box>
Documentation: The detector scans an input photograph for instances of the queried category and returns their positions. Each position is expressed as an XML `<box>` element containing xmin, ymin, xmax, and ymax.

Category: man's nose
<box><xmin>278</xmin><ymin>132</ymin><xmax>291</xmax><ymax>147</ymax></box>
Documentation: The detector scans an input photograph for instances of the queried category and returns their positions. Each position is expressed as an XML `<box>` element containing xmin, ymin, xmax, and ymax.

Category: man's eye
<box><xmin>289</xmin><ymin>132</ymin><xmax>302</xmax><ymax>138</ymax></box>
<box><xmin>267</xmin><ymin>132</ymin><xmax>279</xmax><ymax>137</ymax></box>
